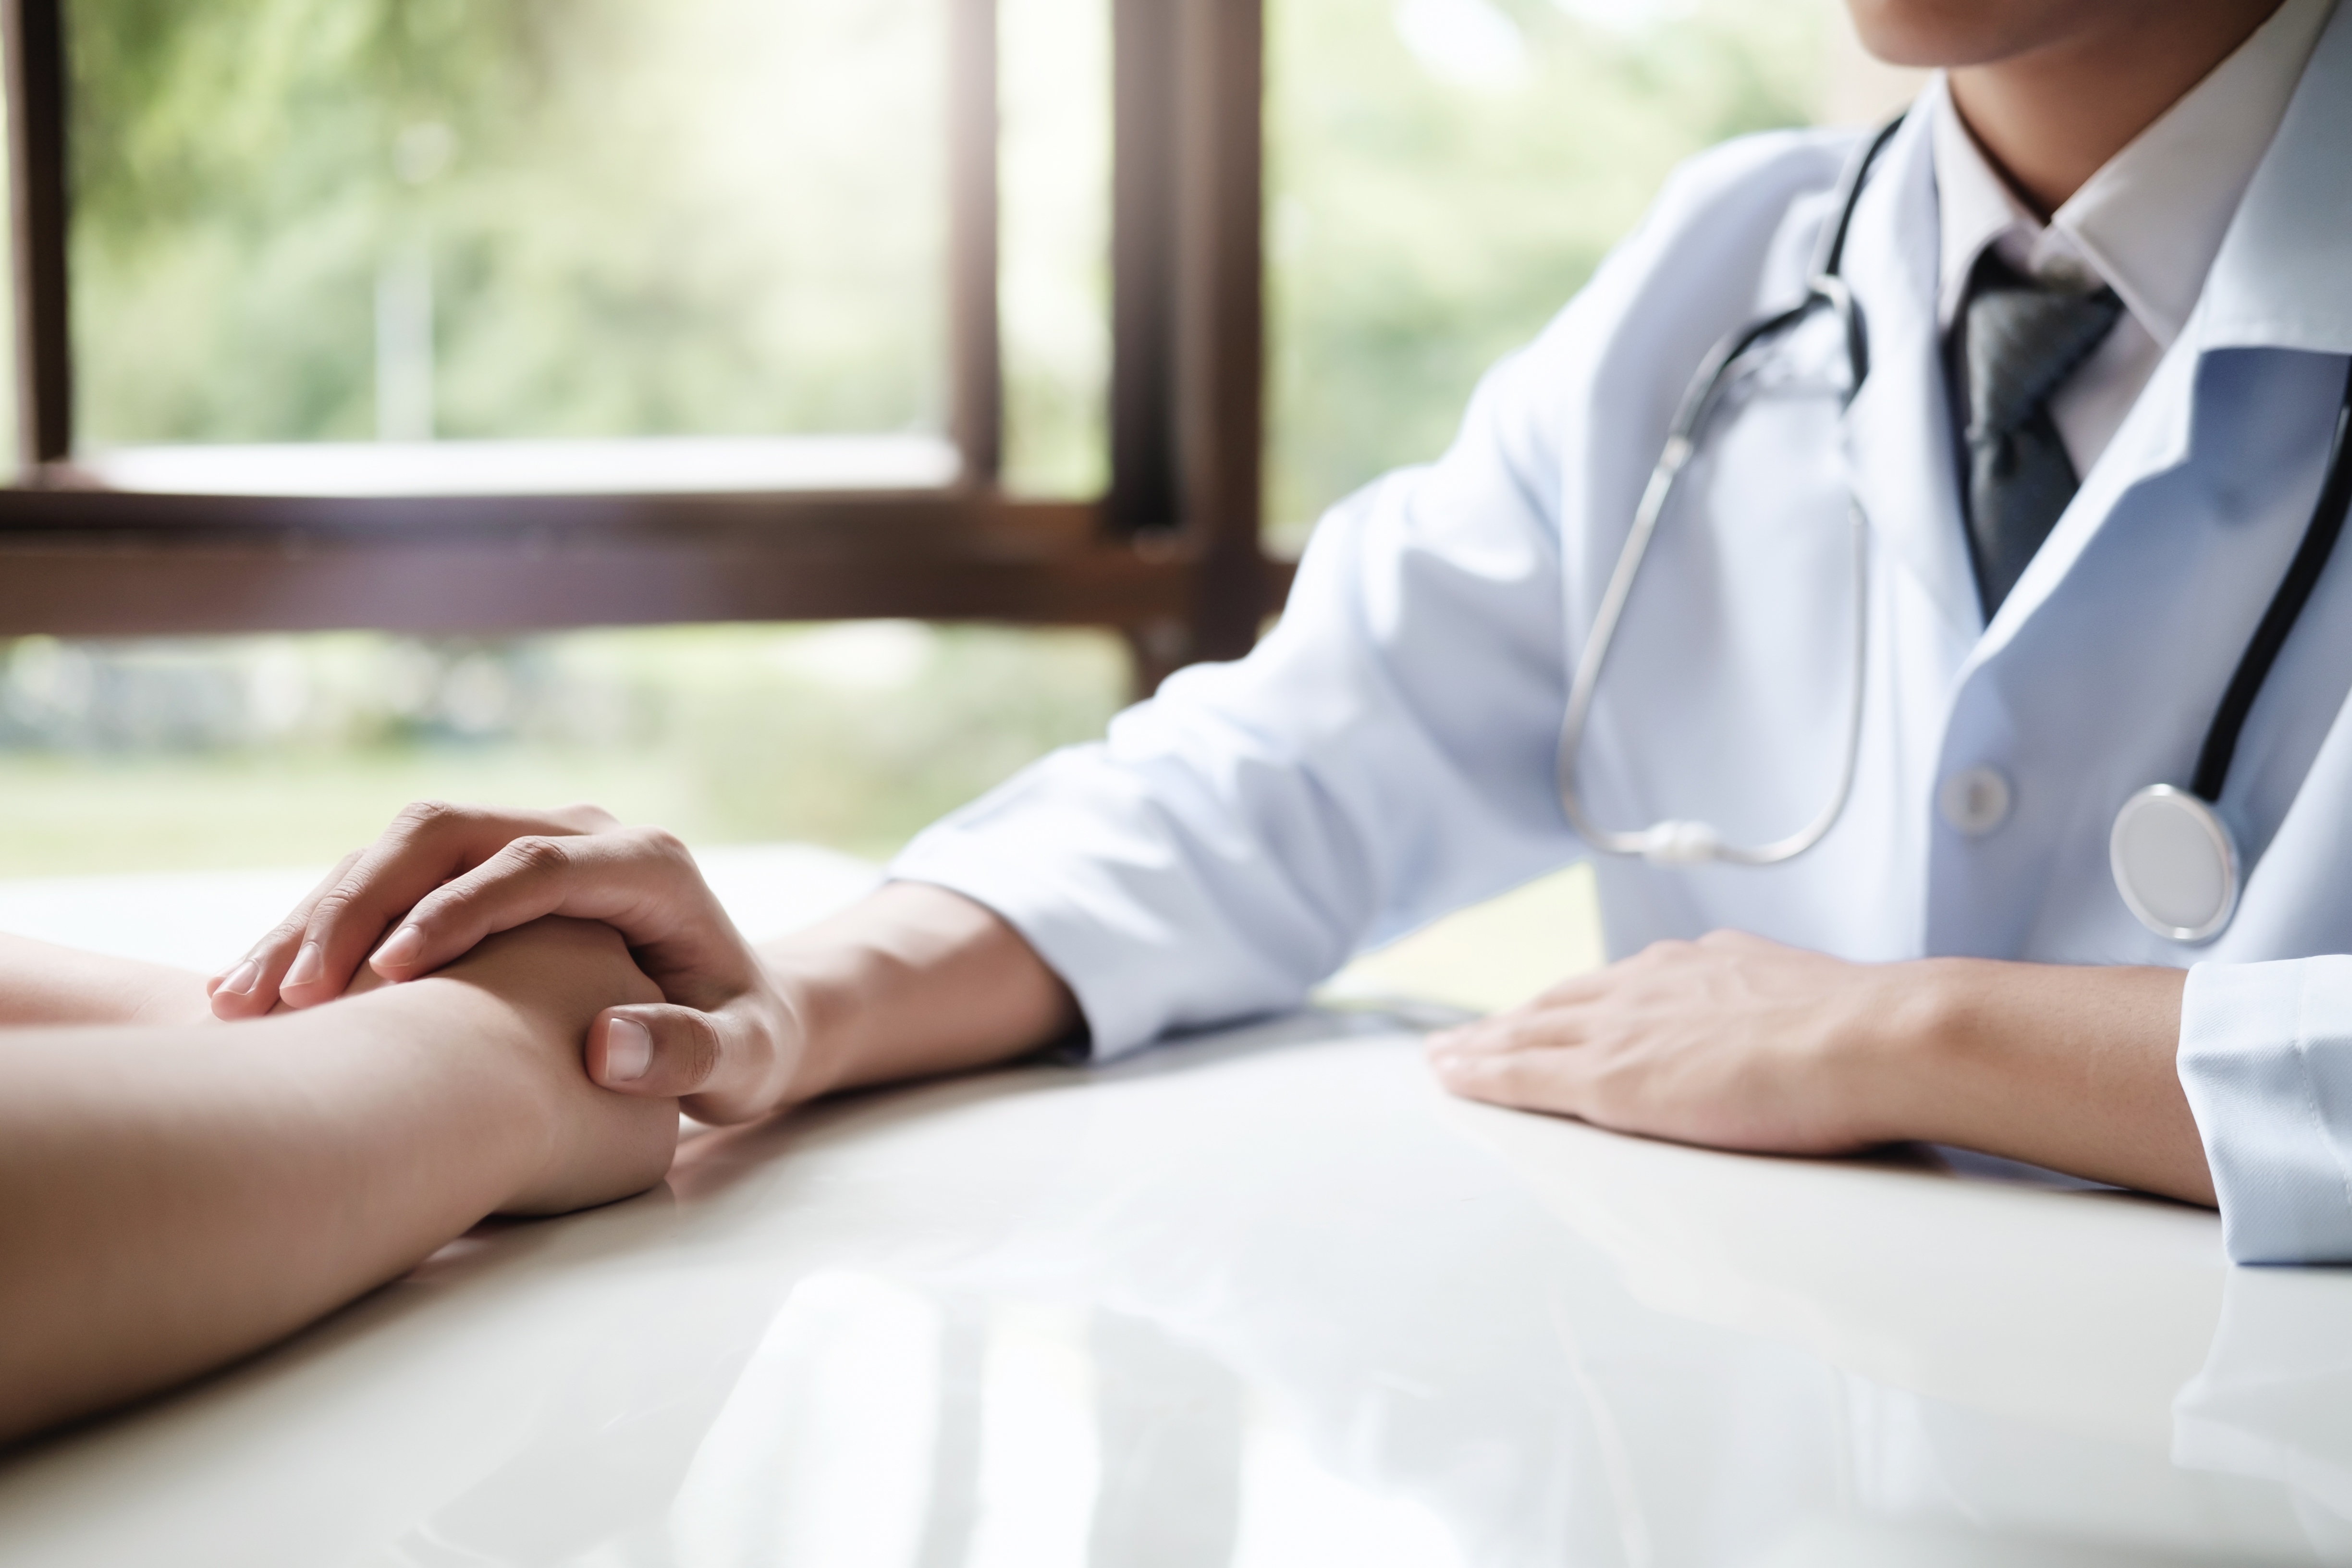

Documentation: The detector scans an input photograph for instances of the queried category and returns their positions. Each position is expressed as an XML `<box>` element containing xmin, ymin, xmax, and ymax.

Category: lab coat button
<box><xmin>1939</xmin><ymin>766</ymin><xmax>2012</xmax><ymax>835</ymax></box>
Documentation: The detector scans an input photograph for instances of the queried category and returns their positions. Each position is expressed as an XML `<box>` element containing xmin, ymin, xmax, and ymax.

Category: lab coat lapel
<box><xmin>1962</xmin><ymin>0</ymin><xmax>2352</xmax><ymax>672</ymax></box>
<box><xmin>1836</xmin><ymin>107</ymin><xmax>1981</xmax><ymax>647</ymax></box>
<box><xmin>2197</xmin><ymin>0</ymin><xmax>2352</xmax><ymax>361</ymax></box>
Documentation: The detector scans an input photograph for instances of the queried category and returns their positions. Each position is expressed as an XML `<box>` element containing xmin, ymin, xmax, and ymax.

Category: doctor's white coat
<box><xmin>897</xmin><ymin>7</ymin><xmax>2352</xmax><ymax>1263</ymax></box>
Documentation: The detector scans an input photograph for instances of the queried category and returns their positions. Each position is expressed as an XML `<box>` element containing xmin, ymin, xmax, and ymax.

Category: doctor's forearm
<box><xmin>1878</xmin><ymin>960</ymin><xmax>2210</xmax><ymax>1205</ymax></box>
<box><xmin>761</xmin><ymin>882</ymin><xmax>1080</xmax><ymax>1102</ymax></box>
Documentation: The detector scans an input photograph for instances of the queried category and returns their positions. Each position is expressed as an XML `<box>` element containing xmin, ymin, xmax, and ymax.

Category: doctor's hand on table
<box><xmin>209</xmin><ymin>801</ymin><xmax>1079</xmax><ymax>1126</ymax></box>
<box><xmin>1426</xmin><ymin>930</ymin><xmax>2216</xmax><ymax>1206</ymax></box>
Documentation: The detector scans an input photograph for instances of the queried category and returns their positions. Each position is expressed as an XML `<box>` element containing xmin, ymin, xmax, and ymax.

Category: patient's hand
<box><xmin>416</xmin><ymin>915</ymin><xmax>678</xmax><ymax>1213</ymax></box>
<box><xmin>208</xmin><ymin>801</ymin><xmax>807</xmax><ymax>1127</ymax></box>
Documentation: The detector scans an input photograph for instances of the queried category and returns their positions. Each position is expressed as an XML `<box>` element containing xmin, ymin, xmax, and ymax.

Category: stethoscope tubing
<box><xmin>2192</xmin><ymin>358</ymin><xmax>2352</xmax><ymax>805</ymax></box>
<box><xmin>1556</xmin><ymin>119</ymin><xmax>1898</xmax><ymax>869</ymax></box>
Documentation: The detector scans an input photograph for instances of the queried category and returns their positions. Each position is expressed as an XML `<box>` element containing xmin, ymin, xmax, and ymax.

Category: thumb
<box><xmin>588</xmin><ymin>1003</ymin><xmax>779</xmax><ymax>1122</ymax></box>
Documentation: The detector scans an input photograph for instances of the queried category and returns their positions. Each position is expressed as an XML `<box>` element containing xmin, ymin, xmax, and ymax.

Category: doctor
<box><xmin>216</xmin><ymin>0</ymin><xmax>2352</xmax><ymax>1262</ymax></box>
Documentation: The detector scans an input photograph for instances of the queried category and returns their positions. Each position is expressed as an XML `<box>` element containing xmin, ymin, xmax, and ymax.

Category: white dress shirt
<box><xmin>895</xmin><ymin>2</ymin><xmax>2352</xmax><ymax>1262</ymax></box>
<box><xmin>1931</xmin><ymin>0</ymin><xmax>2333</xmax><ymax>478</ymax></box>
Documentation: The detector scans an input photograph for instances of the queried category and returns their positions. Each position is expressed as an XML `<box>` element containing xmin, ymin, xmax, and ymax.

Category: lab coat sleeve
<box><xmin>890</xmin><ymin>129</ymin><xmax>1851</xmax><ymax>1058</ymax></box>
<box><xmin>889</xmin><ymin>396</ymin><xmax>1577</xmax><ymax>1058</ymax></box>
<box><xmin>2180</xmin><ymin>959</ymin><xmax>2352</xmax><ymax>1263</ymax></box>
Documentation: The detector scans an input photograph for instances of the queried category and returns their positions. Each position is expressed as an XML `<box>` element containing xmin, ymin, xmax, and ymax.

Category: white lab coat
<box><xmin>896</xmin><ymin>4</ymin><xmax>2352</xmax><ymax>1264</ymax></box>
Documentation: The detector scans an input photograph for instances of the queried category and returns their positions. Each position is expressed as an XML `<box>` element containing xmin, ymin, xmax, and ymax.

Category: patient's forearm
<box><xmin>0</xmin><ymin>931</ymin><xmax>211</xmax><ymax>1028</ymax></box>
<box><xmin>0</xmin><ymin>924</ymin><xmax>674</xmax><ymax>1445</ymax></box>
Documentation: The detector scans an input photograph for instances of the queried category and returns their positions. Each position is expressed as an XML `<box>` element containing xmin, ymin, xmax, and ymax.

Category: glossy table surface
<box><xmin>0</xmin><ymin>852</ymin><xmax>2347</xmax><ymax>1568</ymax></box>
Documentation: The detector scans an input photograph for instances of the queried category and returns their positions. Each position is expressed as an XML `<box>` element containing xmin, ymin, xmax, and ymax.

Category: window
<box><xmin>0</xmin><ymin>0</ymin><xmax>1284</xmax><ymax>688</ymax></box>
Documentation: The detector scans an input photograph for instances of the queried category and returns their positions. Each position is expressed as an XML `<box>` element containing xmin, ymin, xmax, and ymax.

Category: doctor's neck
<box><xmin>1845</xmin><ymin>0</ymin><xmax>2288</xmax><ymax>213</ymax></box>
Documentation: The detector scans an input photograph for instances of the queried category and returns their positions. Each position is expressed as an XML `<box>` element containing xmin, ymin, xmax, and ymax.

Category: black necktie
<box><xmin>1956</xmin><ymin>251</ymin><xmax>2123</xmax><ymax>616</ymax></box>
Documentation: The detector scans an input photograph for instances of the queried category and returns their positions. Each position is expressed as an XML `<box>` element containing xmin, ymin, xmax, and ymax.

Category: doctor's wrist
<box><xmin>1866</xmin><ymin>957</ymin><xmax>2208</xmax><ymax>1201</ymax></box>
<box><xmin>752</xmin><ymin>882</ymin><xmax>1081</xmax><ymax>1106</ymax></box>
<box><xmin>1801</xmin><ymin>957</ymin><xmax>1975</xmax><ymax>1145</ymax></box>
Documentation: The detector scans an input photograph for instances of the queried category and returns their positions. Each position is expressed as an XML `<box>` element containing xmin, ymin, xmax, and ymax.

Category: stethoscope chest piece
<box><xmin>2109</xmin><ymin>784</ymin><xmax>2239</xmax><ymax>944</ymax></box>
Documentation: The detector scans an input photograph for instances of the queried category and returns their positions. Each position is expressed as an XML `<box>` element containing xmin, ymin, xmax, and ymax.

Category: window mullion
<box><xmin>1</xmin><ymin>0</ymin><xmax>69</xmax><ymax>479</ymax></box>
<box><xmin>949</xmin><ymin>0</ymin><xmax>1004</xmax><ymax>490</ymax></box>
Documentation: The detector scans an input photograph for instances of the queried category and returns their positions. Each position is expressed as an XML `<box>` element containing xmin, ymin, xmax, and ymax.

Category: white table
<box><xmin>0</xmin><ymin>851</ymin><xmax>2345</xmax><ymax>1567</ymax></box>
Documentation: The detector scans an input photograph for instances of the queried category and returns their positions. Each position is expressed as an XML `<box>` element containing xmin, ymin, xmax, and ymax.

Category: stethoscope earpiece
<box><xmin>2109</xmin><ymin>785</ymin><xmax>2239</xmax><ymax>945</ymax></box>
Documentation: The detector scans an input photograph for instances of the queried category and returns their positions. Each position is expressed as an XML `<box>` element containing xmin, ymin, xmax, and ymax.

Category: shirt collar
<box><xmin>1931</xmin><ymin>0</ymin><xmax>2335</xmax><ymax>350</ymax></box>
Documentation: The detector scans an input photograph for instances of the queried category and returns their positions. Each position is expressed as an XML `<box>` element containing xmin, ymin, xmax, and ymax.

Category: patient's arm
<box><xmin>0</xmin><ymin>917</ymin><xmax>677</xmax><ymax>1446</ymax></box>
<box><xmin>0</xmin><ymin>931</ymin><xmax>214</xmax><ymax>1028</ymax></box>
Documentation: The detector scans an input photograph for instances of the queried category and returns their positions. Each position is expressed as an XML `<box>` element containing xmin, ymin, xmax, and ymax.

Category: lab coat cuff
<box><xmin>886</xmin><ymin>837</ymin><xmax>1144</xmax><ymax>1064</ymax></box>
<box><xmin>2179</xmin><ymin>957</ymin><xmax>2352</xmax><ymax>1264</ymax></box>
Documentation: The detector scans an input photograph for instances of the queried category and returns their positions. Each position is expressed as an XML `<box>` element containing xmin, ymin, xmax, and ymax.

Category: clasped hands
<box><xmin>207</xmin><ymin>802</ymin><xmax>810</xmax><ymax>1127</ymax></box>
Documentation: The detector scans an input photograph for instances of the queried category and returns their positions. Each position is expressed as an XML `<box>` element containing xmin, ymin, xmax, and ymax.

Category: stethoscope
<box><xmin>1556</xmin><ymin>111</ymin><xmax>2352</xmax><ymax>945</ymax></box>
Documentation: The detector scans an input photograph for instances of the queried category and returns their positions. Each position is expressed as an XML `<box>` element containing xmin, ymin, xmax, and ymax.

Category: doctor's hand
<box><xmin>1426</xmin><ymin>931</ymin><xmax>1911</xmax><ymax>1155</ymax></box>
<box><xmin>1425</xmin><ymin>930</ymin><xmax>2216</xmax><ymax>1204</ymax></box>
<box><xmin>206</xmin><ymin>801</ymin><xmax>808</xmax><ymax>1124</ymax></box>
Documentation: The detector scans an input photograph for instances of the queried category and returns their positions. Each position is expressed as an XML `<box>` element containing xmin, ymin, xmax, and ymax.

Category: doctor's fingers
<box><xmin>212</xmin><ymin>801</ymin><xmax>620</xmax><ymax>1017</ymax></box>
<box><xmin>1426</xmin><ymin>989</ymin><xmax>1607</xmax><ymax>1055</ymax></box>
<box><xmin>369</xmin><ymin>824</ymin><xmax>735</xmax><ymax>991</ymax></box>
<box><xmin>206</xmin><ymin>850</ymin><xmax>364</xmax><ymax>1020</ymax></box>
<box><xmin>1428</xmin><ymin>1038</ymin><xmax>1602</xmax><ymax>1119</ymax></box>
<box><xmin>589</xmin><ymin>997</ymin><xmax>796</xmax><ymax>1125</ymax></box>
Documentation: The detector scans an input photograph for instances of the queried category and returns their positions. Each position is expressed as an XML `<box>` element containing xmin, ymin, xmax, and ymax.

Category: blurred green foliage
<box><xmin>69</xmin><ymin>0</ymin><xmax>946</xmax><ymax>445</ymax></box>
<box><xmin>1265</xmin><ymin>0</ymin><xmax>1830</xmax><ymax>547</ymax></box>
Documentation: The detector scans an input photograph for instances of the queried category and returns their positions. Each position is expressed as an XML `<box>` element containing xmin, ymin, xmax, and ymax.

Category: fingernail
<box><xmin>603</xmin><ymin>1017</ymin><xmax>653</xmax><ymax>1084</ymax></box>
<box><xmin>373</xmin><ymin>925</ymin><xmax>425</xmax><ymax>970</ymax></box>
<box><xmin>218</xmin><ymin>958</ymin><xmax>261</xmax><ymax>997</ymax></box>
<box><xmin>283</xmin><ymin>943</ymin><xmax>324</xmax><ymax>989</ymax></box>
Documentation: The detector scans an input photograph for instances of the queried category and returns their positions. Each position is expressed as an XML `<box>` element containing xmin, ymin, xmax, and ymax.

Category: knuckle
<box><xmin>502</xmin><ymin>835</ymin><xmax>574</xmax><ymax>878</ymax></box>
<box><xmin>555</xmin><ymin>801</ymin><xmax>621</xmax><ymax>831</ymax></box>
<box><xmin>303</xmin><ymin>885</ymin><xmax>360</xmax><ymax>930</ymax></box>
<box><xmin>391</xmin><ymin>798</ymin><xmax>469</xmax><ymax>836</ymax></box>
<box><xmin>1527</xmin><ymin>980</ymin><xmax>1580</xmax><ymax>1011</ymax></box>
<box><xmin>625</xmin><ymin>823</ymin><xmax>691</xmax><ymax>864</ymax></box>
<box><xmin>1474</xmin><ymin>1049</ymin><xmax>1522</xmax><ymax>1084</ymax></box>
<box><xmin>258</xmin><ymin>917</ymin><xmax>310</xmax><ymax>956</ymax></box>
<box><xmin>671</xmin><ymin>1015</ymin><xmax>725</xmax><ymax>1089</ymax></box>
<box><xmin>412</xmin><ymin>882</ymin><xmax>475</xmax><ymax>924</ymax></box>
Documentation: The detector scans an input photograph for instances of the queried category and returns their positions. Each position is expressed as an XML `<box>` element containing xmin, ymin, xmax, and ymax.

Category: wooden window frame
<box><xmin>0</xmin><ymin>0</ymin><xmax>1286</xmax><ymax>689</ymax></box>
